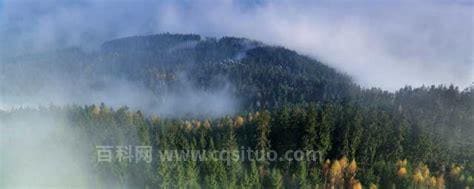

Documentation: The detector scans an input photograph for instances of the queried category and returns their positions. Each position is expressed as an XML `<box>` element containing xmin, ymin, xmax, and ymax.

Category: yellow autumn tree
<box><xmin>436</xmin><ymin>175</ymin><xmax>445</xmax><ymax>189</ymax></box>
<box><xmin>369</xmin><ymin>183</ymin><xmax>377</xmax><ymax>189</ymax></box>
<box><xmin>351</xmin><ymin>179</ymin><xmax>362</xmax><ymax>189</ymax></box>
<box><xmin>184</xmin><ymin>120</ymin><xmax>192</xmax><ymax>131</ymax></box>
<box><xmin>413</xmin><ymin>169</ymin><xmax>424</xmax><ymax>185</ymax></box>
<box><xmin>234</xmin><ymin>116</ymin><xmax>244</xmax><ymax>128</ymax></box>
<box><xmin>339</xmin><ymin>156</ymin><xmax>348</xmax><ymax>170</ymax></box>
<box><xmin>450</xmin><ymin>164</ymin><xmax>462</xmax><ymax>178</ymax></box>
<box><xmin>323</xmin><ymin>159</ymin><xmax>331</xmax><ymax>179</ymax></box>
<box><xmin>398</xmin><ymin>167</ymin><xmax>408</xmax><ymax>178</ymax></box>
<box><xmin>330</xmin><ymin>160</ymin><xmax>343</xmax><ymax>188</ymax></box>
<box><xmin>91</xmin><ymin>104</ymin><xmax>100</xmax><ymax>115</ymax></box>
<box><xmin>203</xmin><ymin>119</ymin><xmax>211</xmax><ymax>129</ymax></box>
<box><xmin>348</xmin><ymin>159</ymin><xmax>358</xmax><ymax>176</ymax></box>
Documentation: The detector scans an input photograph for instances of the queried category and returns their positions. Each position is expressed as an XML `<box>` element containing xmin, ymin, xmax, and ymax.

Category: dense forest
<box><xmin>1</xmin><ymin>34</ymin><xmax>473</xmax><ymax>188</ymax></box>
<box><xmin>1</xmin><ymin>34</ymin><xmax>354</xmax><ymax>111</ymax></box>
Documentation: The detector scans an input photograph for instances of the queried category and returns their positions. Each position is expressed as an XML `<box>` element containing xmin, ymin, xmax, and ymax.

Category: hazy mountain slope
<box><xmin>103</xmin><ymin>34</ymin><xmax>357</xmax><ymax>108</ymax></box>
<box><xmin>1</xmin><ymin>34</ymin><xmax>471</xmax><ymax>147</ymax></box>
<box><xmin>1</xmin><ymin>33</ymin><xmax>356</xmax><ymax>112</ymax></box>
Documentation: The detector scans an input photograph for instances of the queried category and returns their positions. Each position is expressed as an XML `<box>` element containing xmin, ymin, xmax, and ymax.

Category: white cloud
<box><xmin>1</xmin><ymin>0</ymin><xmax>472</xmax><ymax>90</ymax></box>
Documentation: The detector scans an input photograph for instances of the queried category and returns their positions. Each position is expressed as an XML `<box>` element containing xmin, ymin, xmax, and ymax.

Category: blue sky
<box><xmin>0</xmin><ymin>0</ymin><xmax>472</xmax><ymax>90</ymax></box>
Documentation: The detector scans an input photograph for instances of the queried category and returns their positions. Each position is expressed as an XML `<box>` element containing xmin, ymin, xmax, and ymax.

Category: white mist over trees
<box><xmin>0</xmin><ymin>35</ymin><xmax>242</xmax><ymax>117</ymax></box>
<box><xmin>1</xmin><ymin>110</ymin><xmax>93</xmax><ymax>188</ymax></box>
<box><xmin>0</xmin><ymin>0</ymin><xmax>472</xmax><ymax>90</ymax></box>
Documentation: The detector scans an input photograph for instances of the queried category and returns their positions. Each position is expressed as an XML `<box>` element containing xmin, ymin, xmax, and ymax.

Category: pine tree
<box><xmin>223</xmin><ymin>118</ymin><xmax>242</xmax><ymax>189</ymax></box>
<box><xmin>270</xmin><ymin>169</ymin><xmax>284</xmax><ymax>189</ymax></box>
<box><xmin>349</xmin><ymin>109</ymin><xmax>363</xmax><ymax>160</ymax></box>
<box><xmin>303</xmin><ymin>105</ymin><xmax>318</xmax><ymax>152</ymax></box>
<box><xmin>185</xmin><ymin>140</ymin><xmax>200</xmax><ymax>189</ymax></box>
<box><xmin>318</xmin><ymin>104</ymin><xmax>335</xmax><ymax>161</ymax></box>
<box><xmin>158</xmin><ymin>137</ymin><xmax>172</xmax><ymax>189</ymax></box>
<box><xmin>296</xmin><ymin>160</ymin><xmax>309</xmax><ymax>189</ymax></box>
<box><xmin>248</xmin><ymin>160</ymin><xmax>262</xmax><ymax>189</ymax></box>
<box><xmin>255</xmin><ymin>110</ymin><xmax>271</xmax><ymax>178</ymax></box>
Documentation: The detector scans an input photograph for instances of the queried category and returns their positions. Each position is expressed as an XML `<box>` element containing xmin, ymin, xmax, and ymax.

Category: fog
<box><xmin>1</xmin><ymin>0</ymin><xmax>472</xmax><ymax>90</ymax></box>
<box><xmin>0</xmin><ymin>58</ymin><xmax>238</xmax><ymax>117</ymax></box>
<box><xmin>0</xmin><ymin>110</ymin><xmax>93</xmax><ymax>188</ymax></box>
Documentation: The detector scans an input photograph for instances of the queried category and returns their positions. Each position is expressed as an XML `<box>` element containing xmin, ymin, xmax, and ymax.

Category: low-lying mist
<box><xmin>0</xmin><ymin>110</ymin><xmax>93</xmax><ymax>188</ymax></box>
<box><xmin>0</xmin><ymin>47</ymin><xmax>239</xmax><ymax>118</ymax></box>
<box><xmin>0</xmin><ymin>72</ymin><xmax>238</xmax><ymax>117</ymax></box>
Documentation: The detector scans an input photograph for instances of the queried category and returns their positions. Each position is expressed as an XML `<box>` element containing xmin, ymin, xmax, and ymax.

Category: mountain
<box><xmin>100</xmin><ymin>33</ymin><xmax>357</xmax><ymax>108</ymax></box>
<box><xmin>1</xmin><ymin>33</ymin><xmax>356</xmax><ymax>111</ymax></box>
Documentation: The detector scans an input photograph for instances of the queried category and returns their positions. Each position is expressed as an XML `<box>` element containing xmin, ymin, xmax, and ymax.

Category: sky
<box><xmin>0</xmin><ymin>0</ymin><xmax>473</xmax><ymax>90</ymax></box>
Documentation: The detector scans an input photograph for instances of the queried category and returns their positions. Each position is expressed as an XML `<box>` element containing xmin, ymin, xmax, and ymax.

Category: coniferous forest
<box><xmin>1</xmin><ymin>34</ymin><xmax>473</xmax><ymax>188</ymax></box>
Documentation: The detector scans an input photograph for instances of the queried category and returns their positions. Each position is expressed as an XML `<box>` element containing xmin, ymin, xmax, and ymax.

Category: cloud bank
<box><xmin>0</xmin><ymin>58</ymin><xmax>238</xmax><ymax>116</ymax></box>
<box><xmin>0</xmin><ymin>0</ymin><xmax>472</xmax><ymax>90</ymax></box>
<box><xmin>1</xmin><ymin>110</ymin><xmax>93</xmax><ymax>188</ymax></box>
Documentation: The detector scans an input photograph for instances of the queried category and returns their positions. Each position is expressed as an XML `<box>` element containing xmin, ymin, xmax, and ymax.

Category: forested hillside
<box><xmin>1</xmin><ymin>34</ymin><xmax>355</xmax><ymax>111</ymax></box>
<box><xmin>1</xmin><ymin>98</ymin><xmax>472</xmax><ymax>188</ymax></box>
<box><xmin>1</xmin><ymin>34</ymin><xmax>472</xmax><ymax>188</ymax></box>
